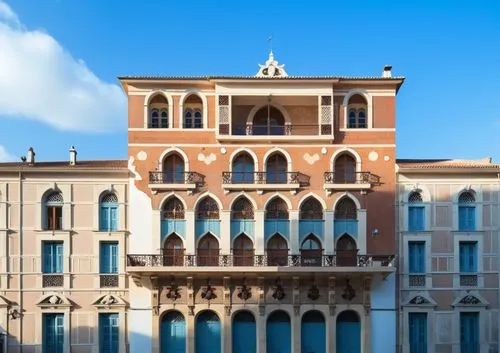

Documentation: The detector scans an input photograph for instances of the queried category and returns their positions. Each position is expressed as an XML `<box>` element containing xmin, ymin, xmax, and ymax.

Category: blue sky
<box><xmin>0</xmin><ymin>0</ymin><xmax>499</xmax><ymax>162</ymax></box>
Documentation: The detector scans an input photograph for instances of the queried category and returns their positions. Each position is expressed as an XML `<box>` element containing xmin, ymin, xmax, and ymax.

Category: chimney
<box><xmin>382</xmin><ymin>65</ymin><xmax>392</xmax><ymax>78</ymax></box>
<box><xmin>69</xmin><ymin>146</ymin><xmax>77</xmax><ymax>166</ymax></box>
<box><xmin>27</xmin><ymin>147</ymin><xmax>35</xmax><ymax>165</ymax></box>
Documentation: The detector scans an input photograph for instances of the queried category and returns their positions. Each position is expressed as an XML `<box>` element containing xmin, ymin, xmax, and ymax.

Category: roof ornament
<box><xmin>256</xmin><ymin>36</ymin><xmax>288</xmax><ymax>78</ymax></box>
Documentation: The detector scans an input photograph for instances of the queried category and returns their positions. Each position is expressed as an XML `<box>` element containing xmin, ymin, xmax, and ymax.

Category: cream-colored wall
<box><xmin>397</xmin><ymin>172</ymin><xmax>500</xmax><ymax>353</ymax></box>
<box><xmin>0</xmin><ymin>171</ymin><xmax>129</xmax><ymax>352</ymax></box>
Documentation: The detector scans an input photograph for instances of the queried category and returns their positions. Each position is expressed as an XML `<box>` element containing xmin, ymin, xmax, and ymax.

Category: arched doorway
<box><xmin>232</xmin><ymin>152</ymin><xmax>255</xmax><ymax>184</ymax></box>
<box><xmin>300</xmin><ymin>234</ymin><xmax>323</xmax><ymax>266</ymax></box>
<box><xmin>267</xmin><ymin>233</ymin><xmax>288</xmax><ymax>266</ymax></box>
<box><xmin>336</xmin><ymin>234</ymin><xmax>358</xmax><ymax>266</ymax></box>
<box><xmin>336</xmin><ymin>310</ymin><xmax>361</xmax><ymax>353</ymax></box>
<box><xmin>301</xmin><ymin>310</ymin><xmax>326</xmax><ymax>353</ymax></box>
<box><xmin>266</xmin><ymin>310</ymin><xmax>291</xmax><ymax>353</ymax></box>
<box><xmin>266</xmin><ymin>153</ymin><xmax>287</xmax><ymax>184</ymax></box>
<box><xmin>195</xmin><ymin>311</ymin><xmax>220</xmax><ymax>353</ymax></box>
<box><xmin>334</xmin><ymin>154</ymin><xmax>356</xmax><ymax>183</ymax></box>
<box><xmin>232</xmin><ymin>311</ymin><xmax>256</xmax><ymax>353</ymax></box>
<box><xmin>253</xmin><ymin>106</ymin><xmax>285</xmax><ymax>135</ymax></box>
<box><xmin>163</xmin><ymin>234</ymin><xmax>184</xmax><ymax>266</ymax></box>
<box><xmin>233</xmin><ymin>234</ymin><xmax>254</xmax><ymax>266</ymax></box>
<box><xmin>197</xmin><ymin>233</ymin><xmax>219</xmax><ymax>266</ymax></box>
<box><xmin>162</xmin><ymin>153</ymin><xmax>185</xmax><ymax>183</ymax></box>
<box><xmin>160</xmin><ymin>311</ymin><xmax>186</xmax><ymax>353</ymax></box>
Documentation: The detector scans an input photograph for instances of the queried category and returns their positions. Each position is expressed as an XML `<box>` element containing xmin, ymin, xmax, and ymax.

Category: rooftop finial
<box><xmin>256</xmin><ymin>39</ymin><xmax>288</xmax><ymax>78</ymax></box>
<box><xmin>268</xmin><ymin>35</ymin><xmax>273</xmax><ymax>55</ymax></box>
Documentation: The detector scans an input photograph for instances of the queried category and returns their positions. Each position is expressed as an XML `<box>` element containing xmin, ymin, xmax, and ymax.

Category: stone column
<box><xmin>255</xmin><ymin>210</ymin><xmax>265</xmax><ymax>255</ymax></box>
<box><xmin>289</xmin><ymin>210</ymin><xmax>300</xmax><ymax>254</ymax></box>
<box><xmin>185</xmin><ymin>210</ymin><xmax>196</xmax><ymax>254</ymax></box>
<box><xmin>358</xmin><ymin>209</ymin><xmax>367</xmax><ymax>254</ymax></box>
<box><xmin>324</xmin><ymin>210</ymin><xmax>335</xmax><ymax>254</ymax></box>
<box><xmin>220</xmin><ymin>210</ymin><xmax>231</xmax><ymax>254</ymax></box>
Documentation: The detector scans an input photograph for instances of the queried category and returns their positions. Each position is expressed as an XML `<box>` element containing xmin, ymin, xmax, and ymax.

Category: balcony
<box><xmin>127</xmin><ymin>254</ymin><xmax>396</xmax><ymax>275</ymax></box>
<box><xmin>148</xmin><ymin>171</ymin><xmax>204</xmax><ymax>193</ymax></box>
<box><xmin>222</xmin><ymin>172</ymin><xmax>310</xmax><ymax>194</ymax></box>
<box><xmin>324</xmin><ymin>171</ymin><xmax>380</xmax><ymax>194</ymax></box>
<box><xmin>218</xmin><ymin>124</ymin><xmax>333</xmax><ymax>142</ymax></box>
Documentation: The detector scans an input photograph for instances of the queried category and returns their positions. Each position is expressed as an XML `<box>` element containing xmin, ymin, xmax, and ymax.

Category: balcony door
<box><xmin>163</xmin><ymin>234</ymin><xmax>184</xmax><ymax>266</ymax></box>
<box><xmin>233</xmin><ymin>234</ymin><xmax>254</xmax><ymax>266</ymax></box>
<box><xmin>232</xmin><ymin>153</ymin><xmax>254</xmax><ymax>184</ymax></box>
<box><xmin>163</xmin><ymin>153</ymin><xmax>184</xmax><ymax>183</ymax></box>
<box><xmin>266</xmin><ymin>153</ymin><xmax>287</xmax><ymax>184</ymax></box>
<box><xmin>197</xmin><ymin>233</ymin><xmax>219</xmax><ymax>266</ymax></box>
<box><xmin>336</xmin><ymin>234</ymin><xmax>358</xmax><ymax>266</ymax></box>
<box><xmin>253</xmin><ymin>106</ymin><xmax>285</xmax><ymax>135</ymax></box>
<box><xmin>267</xmin><ymin>233</ymin><xmax>288</xmax><ymax>266</ymax></box>
<box><xmin>300</xmin><ymin>235</ymin><xmax>323</xmax><ymax>266</ymax></box>
<box><xmin>334</xmin><ymin>154</ymin><xmax>356</xmax><ymax>183</ymax></box>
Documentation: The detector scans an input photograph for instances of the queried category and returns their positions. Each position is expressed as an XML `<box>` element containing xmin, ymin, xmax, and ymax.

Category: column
<box><xmin>220</xmin><ymin>210</ymin><xmax>231</xmax><ymax>254</ymax></box>
<box><xmin>358</xmin><ymin>209</ymin><xmax>367</xmax><ymax>254</ymax></box>
<box><xmin>289</xmin><ymin>210</ymin><xmax>299</xmax><ymax>254</ymax></box>
<box><xmin>185</xmin><ymin>210</ymin><xmax>196</xmax><ymax>254</ymax></box>
<box><xmin>324</xmin><ymin>210</ymin><xmax>335</xmax><ymax>254</ymax></box>
<box><xmin>255</xmin><ymin>210</ymin><xmax>265</xmax><ymax>255</ymax></box>
<box><xmin>152</xmin><ymin>210</ymin><xmax>161</xmax><ymax>253</ymax></box>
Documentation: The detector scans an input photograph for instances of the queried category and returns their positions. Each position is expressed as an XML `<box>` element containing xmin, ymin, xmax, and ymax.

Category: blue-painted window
<box><xmin>266</xmin><ymin>153</ymin><xmax>287</xmax><ymax>184</ymax></box>
<box><xmin>99</xmin><ymin>313</ymin><xmax>119</xmax><ymax>353</ymax></box>
<box><xmin>100</xmin><ymin>242</ymin><xmax>118</xmax><ymax>274</ymax></box>
<box><xmin>232</xmin><ymin>153</ymin><xmax>255</xmax><ymax>184</ymax></box>
<box><xmin>409</xmin><ymin>241</ymin><xmax>425</xmax><ymax>273</ymax></box>
<box><xmin>458</xmin><ymin>192</ymin><xmax>476</xmax><ymax>231</ymax></box>
<box><xmin>100</xmin><ymin>193</ymin><xmax>118</xmax><ymax>231</ymax></box>
<box><xmin>408</xmin><ymin>191</ymin><xmax>425</xmax><ymax>231</ymax></box>
<box><xmin>460</xmin><ymin>312</ymin><xmax>479</xmax><ymax>353</ymax></box>
<box><xmin>160</xmin><ymin>109</ymin><xmax>168</xmax><ymax>128</ymax></box>
<box><xmin>43</xmin><ymin>313</ymin><xmax>64</xmax><ymax>353</ymax></box>
<box><xmin>459</xmin><ymin>242</ymin><xmax>477</xmax><ymax>273</ymax></box>
<box><xmin>43</xmin><ymin>242</ymin><xmax>63</xmax><ymax>273</ymax></box>
<box><xmin>184</xmin><ymin>109</ymin><xmax>193</xmax><ymax>128</ymax></box>
<box><xmin>409</xmin><ymin>313</ymin><xmax>427</xmax><ymax>353</ymax></box>
<box><xmin>194</xmin><ymin>110</ymin><xmax>203</xmax><ymax>128</ymax></box>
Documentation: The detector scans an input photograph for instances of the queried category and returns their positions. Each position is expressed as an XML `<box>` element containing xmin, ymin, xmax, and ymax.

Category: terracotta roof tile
<box><xmin>396</xmin><ymin>158</ymin><xmax>500</xmax><ymax>169</ymax></box>
<box><xmin>0</xmin><ymin>160</ymin><xmax>128</xmax><ymax>171</ymax></box>
<box><xmin>118</xmin><ymin>75</ymin><xmax>405</xmax><ymax>81</ymax></box>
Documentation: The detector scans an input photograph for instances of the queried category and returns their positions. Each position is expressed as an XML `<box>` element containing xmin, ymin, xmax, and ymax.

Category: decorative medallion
<box><xmin>165</xmin><ymin>283</ymin><xmax>181</xmax><ymax>301</ymax></box>
<box><xmin>198</xmin><ymin>153</ymin><xmax>216</xmax><ymax>165</ymax></box>
<box><xmin>341</xmin><ymin>279</ymin><xmax>356</xmax><ymax>301</ymax></box>
<box><xmin>272</xmin><ymin>279</ymin><xmax>285</xmax><ymax>301</ymax></box>
<box><xmin>303</xmin><ymin>153</ymin><xmax>320</xmax><ymax>165</ymax></box>
<box><xmin>237</xmin><ymin>284</ymin><xmax>252</xmax><ymax>301</ymax></box>
<box><xmin>307</xmin><ymin>284</ymin><xmax>320</xmax><ymax>300</ymax></box>
<box><xmin>201</xmin><ymin>284</ymin><xmax>217</xmax><ymax>301</ymax></box>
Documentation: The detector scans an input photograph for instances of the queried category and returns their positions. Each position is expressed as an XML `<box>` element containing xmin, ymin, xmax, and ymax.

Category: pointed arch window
<box><xmin>335</xmin><ymin>198</ymin><xmax>357</xmax><ymax>220</ymax></box>
<box><xmin>162</xmin><ymin>197</ymin><xmax>185</xmax><ymax>219</ymax></box>
<box><xmin>99</xmin><ymin>192</ymin><xmax>119</xmax><ymax>231</ymax></box>
<box><xmin>232</xmin><ymin>198</ymin><xmax>254</xmax><ymax>219</ymax></box>
<box><xmin>408</xmin><ymin>191</ymin><xmax>425</xmax><ymax>231</ymax></box>
<box><xmin>266</xmin><ymin>198</ymin><xmax>289</xmax><ymax>219</ymax></box>
<box><xmin>163</xmin><ymin>234</ymin><xmax>184</xmax><ymax>266</ymax></box>
<box><xmin>300</xmin><ymin>235</ymin><xmax>322</xmax><ymax>266</ymax></box>
<box><xmin>162</xmin><ymin>153</ymin><xmax>185</xmax><ymax>184</ymax></box>
<box><xmin>233</xmin><ymin>234</ymin><xmax>254</xmax><ymax>266</ymax></box>
<box><xmin>458</xmin><ymin>191</ymin><xmax>476</xmax><ymax>231</ymax></box>
<box><xmin>197</xmin><ymin>234</ymin><xmax>219</xmax><ymax>266</ymax></box>
<box><xmin>334</xmin><ymin>154</ymin><xmax>356</xmax><ymax>183</ymax></box>
<box><xmin>148</xmin><ymin>94</ymin><xmax>169</xmax><ymax>129</ymax></box>
<box><xmin>267</xmin><ymin>233</ymin><xmax>288</xmax><ymax>266</ymax></box>
<box><xmin>266</xmin><ymin>153</ymin><xmax>287</xmax><ymax>184</ymax></box>
<box><xmin>347</xmin><ymin>94</ymin><xmax>368</xmax><ymax>128</ymax></box>
<box><xmin>197</xmin><ymin>197</ymin><xmax>219</xmax><ymax>219</ymax></box>
<box><xmin>336</xmin><ymin>234</ymin><xmax>358</xmax><ymax>266</ymax></box>
<box><xmin>253</xmin><ymin>106</ymin><xmax>286</xmax><ymax>135</ymax></box>
<box><xmin>44</xmin><ymin>191</ymin><xmax>63</xmax><ymax>230</ymax></box>
<box><xmin>183</xmin><ymin>95</ymin><xmax>203</xmax><ymax>129</ymax></box>
<box><xmin>300</xmin><ymin>197</ymin><xmax>323</xmax><ymax>219</ymax></box>
<box><xmin>232</xmin><ymin>153</ymin><xmax>255</xmax><ymax>184</ymax></box>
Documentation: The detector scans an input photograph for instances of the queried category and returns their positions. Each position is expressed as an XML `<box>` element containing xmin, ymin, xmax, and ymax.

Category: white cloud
<box><xmin>0</xmin><ymin>1</ymin><xmax>126</xmax><ymax>132</ymax></box>
<box><xmin>0</xmin><ymin>145</ymin><xmax>15</xmax><ymax>162</ymax></box>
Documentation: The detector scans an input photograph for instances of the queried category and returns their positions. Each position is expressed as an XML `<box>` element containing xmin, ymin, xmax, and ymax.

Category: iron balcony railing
<box><xmin>324</xmin><ymin>171</ymin><xmax>381</xmax><ymax>185</ymax></box>
<box><xmin>149</xmin><ymin>171</ymin><xmax>205</xmax><ymax>185</ymax></box>
<box><xmin>127</xmin><ymin>254</ymin><xmax>395</xmax><ymax>268</ymax></box>
<box><xmin>222</xmin><ymin>172</ymin><xmax>310</xmax><ymax>186</ymax></box>
<box><xmin>230</xmin><ymin>124</ymin><xmax>332</xmax><ymax>136</ymax></box>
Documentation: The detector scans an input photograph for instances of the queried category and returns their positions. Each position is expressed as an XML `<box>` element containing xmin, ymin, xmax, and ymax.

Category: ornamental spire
<box><xmin>256</xmin><ymin>38</ymin><xmax>288</xmax><ymax>78</ymax></box>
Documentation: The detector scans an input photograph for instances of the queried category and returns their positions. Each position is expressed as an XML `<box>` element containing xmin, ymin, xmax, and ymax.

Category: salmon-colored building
<box><xmin>120</xmin><ymin>53</ymin><xmax>403</xmax><ymax>353</ymax></box>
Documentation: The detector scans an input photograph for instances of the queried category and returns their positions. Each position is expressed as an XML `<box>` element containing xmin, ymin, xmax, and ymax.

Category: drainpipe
<box><xmin>18</xmin><ymin>169</ymin><xmax>23</xmax><ymax>353</ymax></box>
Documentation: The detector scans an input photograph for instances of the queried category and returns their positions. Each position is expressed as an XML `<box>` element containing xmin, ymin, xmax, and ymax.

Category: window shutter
<box><xmin>100</xmin><ymin>243</ymin><xmax>110</xmax><ymax>273</ymax></box>
<box><xmin>459</xmin><ymin>244</ymin><xmax>467</xmax><ymax>272</ymax></box>
<box><xmin>469</xmin><ymin>243</ymin><xmax>477</xmax><ymax>272</ymax></box>
<box><xmin>55</xmin><ymin>243</ymin><xmax>64</xmax><ymax>273</ymax></box>
<box><xmin>416</xmin><ymin>207</ymin><xmax>425</xmax><ymax>230</ymax></box>
<box><xmin>467</xmin><ymin>207</ymin><xmax>476</xmax><ymax>230</ymax></box>
<box><xmin>417</xmin><ymin>243</ymin><xmax>425</xmax><ymax>272</ymax></box>
<box><xmin>111</xmin><ymin>243</ymin><xmax>118</xmax><ymax>273</ymax></box>
<box><xmin>408</xmin><ymin>207</ymin><xmax>415</xmax><ymax>231</ymax></box>
<box><xmin>110</xmin><ymin>207</ymin><xmax>118</xmax><ymax>231</ymax></box>
<box><xmin>43</xmin><ymin>243</ymin><xmax>51</xmax><ymax>273</ymax></box>
<box><xmin>100</xmin><ymin>206</ymin><xmax>109</xmax><ymax>231</ymax></box>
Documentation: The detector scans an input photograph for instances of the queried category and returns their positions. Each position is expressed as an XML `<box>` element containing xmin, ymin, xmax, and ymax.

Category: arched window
<box><xmin>458</xmin><ymin>191</ymin><xmax>476</xmax><ymax>231</ymax></box>
<box><xmin>148</xmin><ymin>94</ymin><xmax>169</xmax><ymax>129</ymax></box>
<box><xmin>408</xmin><ymin>191</ymin><xmax>424</xmax><ymax>231</ymax></box>
<box><xmin>335</xmin><ymin>197</ymin><xmax>357</xmax><ymax>219</ymax></box>
<box><xmin>197</xmin><ymin>197</ymin><xmax>219</xmax><ymax>219</ymax></box>
<box><xmin>197</xmin><ymin>234</ymin><xmax>219</xmax><ymax>266</ymax></box>
<box><xmin>266</xmin><ymin>198</ymin><xmax>289</xmax><ymax>219</ymax></box>
<box><xmin>300</xmin><ymin>234</ymin><xmax>322</xmax><ymax>266</ymax></box>
<box><xmin>233</xmin><ymin>234</ymin><xmax>254</xmax><ymax>266</ymax></box>
<box><xmin>162</xmin><ymin>197</ymin><xmax>185</xmax><ymax>219</ymax></box>
<box><xmin>253</xmin><ymin>106</ymin><xmax>286</xmax><ymax>135</ymax></box>
<box><xmin>347</xmin><ymin>94</ymin><xmax>368</xmax><ymax>129</ymax></box>
<box><xmin>266</xmin><ymin>153</ymin><xmax>287</xmax><ymax>184</ymax></box>
<box><xmin>99</xmin><ymin>192</ymin><xmax>118</xmax><ymax>231</ymax></box>
<box><xmin>232</xmin><ymin>197</ymin><xmax>254</xmax><ymax>219</ymax></box>
<box><xmin>183</xmin><ymin>95</ymin><xmax>203</xmax><ymax>129</ymax></box>
<box><xmin>336</xmin><ymin>310</ymin><xmax>361</xmax><ymax>353</ymax></box>
<box><xmin>334</xmin><ymin>154</ymin><xmax>356</xmax><ymax>183</ymax></box>
<box><xmin>163</xmin><ymin>153</ymin><xmax>185</xmax><ymax>184</ymax></box>
<box><xmin>267</xmin><ymin>233</ymin><xmax>288</xmax><ymax>266</ymax></box>
<box><xmin>300</xmin><ymin>197</ymin><xmax>323</xmax><ymax>219</ymax></box>
<box><xmin>336</xmin><ymin>234</ymin><xmax>357</xmax><ymax>266</ymax></box>
<box><xmin>163</xmin><ymin>234</ymin><xmax>184</xmax><ymax>266</ymax></box>
<box><xmin>44</xmin><ymin>191</ymin><xmax>63</xmax><ymax>230</ymax></box>
<box><xmin>232</xmin><ymin>152</ymin><xmax>255</xmax><ymax>184</ymax></box>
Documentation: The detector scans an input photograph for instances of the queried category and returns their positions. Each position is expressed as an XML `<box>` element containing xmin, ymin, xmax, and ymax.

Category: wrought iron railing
<box><xmin>149</xmin><ymin>171</ymin><xmax>205</xmax><ymax>186</ymax></box>
<box><xmin>230</xmin><ymin>124</ymin><xmax>332</xmax><ymax>136</ymax></box>
<box><xmin>127</xmin><ymin>254</ymin><xmax>395</xmax><ymax>268</ymax></box>
<box><xmin>222</xmin><ymin>172</ymin><xmax>310</xmax><ymax>186</ymax></box>
<box><xmin>324</xmin><ymin>171</ymin><xmax>381</xmax><ymax>185</ymax></box>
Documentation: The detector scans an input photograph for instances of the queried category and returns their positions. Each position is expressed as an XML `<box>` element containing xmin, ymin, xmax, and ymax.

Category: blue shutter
<box><xmin>43</xmin><ymin>242</ymin><xmax>63</xmax><ymax>273</ymax></box>
<box><xmin>459</xmin><ymin>206</ymin><xmax>476</xmax><ymax>231</ymax></box>
<box><xmin>43</xmin><ymin>313</ymin><xmax>64</xmax><ymax>353</ymax></box>
<box><xmin>409</xmin><ymin>242</ymin><xmax>425</xmax><ymax>273</ymax></box>
<box><xmin>100</xmin><ymin>242</ymin><xmax>118</xmax><ymax>274</ymax></box>
<box><xmin>55</xmin><ymin>242</ymin><xmax>63</xmax><ymax>273</ymax></box>
<box><xmin>43</xmin><ymin>243</ymin><xmax>52</xmax><ymax>273</ymax></box>
<box><xmin>111</xmin><ymin>243</ymin><xmax>118</xmax><ymax>273</ymax></box>
<box><xmin>460</xmin><ymin>312</ymin><xmax>479</xmax><ymax>353</ymax></box>
<box><xmin>100</xmin><ymin>206</ymin><xmax>109</xmax><ymax>231</ymax></box>
<box><xmin>100</xmin><ymin>313</ymin><xmax>119</xmax><ymax>353</ymax></box>
<box><xmin>460</xmin><ymin>242</ymin><xmax>477</xmax><ymax>273</ymax></box>
<box><xmin>110</xmin><ymin>207</ymin><xmax>118</xmax><ymax>231</ymax></box>
<box><xmin>409</xmin><ymin>313</ymin><xmax>427</xmax><ymax>353</ymax></box>
<box><xmin>409</xmin><ymin>206</ymin><xmax>425</xmax><ymax>231</ymax></box>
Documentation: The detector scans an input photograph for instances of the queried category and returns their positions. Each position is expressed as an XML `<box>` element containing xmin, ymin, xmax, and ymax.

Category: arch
<box><xmin>159</xmin><ymin>193</ymin><xmax>187</xmax><ymax>211</ymax></box>
<box><xmin>228</xmin><ymin>192</ymin><xmax>258</xmax><ymax>211</ymax></box>
<box><xmin>231</xmin><ymin>196</ymin><xmax>254</xmax><ymax>219</ymax></box>
<box><xmin>160</xmin><ymin>310</ymin><xmax>186</xmax><ymax>353</ymax></box>
<box><xmin>162</xmin><ymin>232</ymin><xmax>185</xmax><ymax>248</ymax></box>
<box><xmin>299</xmin><ymin>196</ymin><xmax>324</xmax><ymax>219</ymax></box>
<box><xmin>263</xmin><ymin>147</ymin><xmax>292</xmax><ymax>173</ymax></box>
<box><xmin>43</xmin><ymin>190</ymin><xmax>64</xmax><ymax>204</ymax></box>
<box><xmin>301</xmin><ymin>310</ymin><xmax>326</xmax><ymax>353</ymax></box>
<box><xmin>197</xmin><ymin>233</ymin><xmax>220</xmax><ymax>266</ymax></box>
<box><xmin>336</xmin><ymin>310</ymin><xmax>361</xmax><ymax>353</ymax></box>
<box><xmin>301</xmin><ymin>234</ymin><xmax>322</xmax><ymax>249</ymax></box>
<box><xmin>266</xmin><ymin>310</ymin><xmax>291</xmax><ymax>353</ymax></box>
<box><xmin>99</xmin><ymin>191</ymin><xmax>118</xmax><ymax>204</ymax></box>
<box><xmin>332</xmin><ymin>192</ymin><xmax>361</xmax><ymax>210</ymax></box>
<box><xmin>231</xmin><ymin>151</ymin><xmax>256</xmax><ymax>184</ymax></box>
<box><xmin>336</xmin><ymin>234</ymin><xmax>358</xmax><ymax>266</ymax></box>
<box><xmin>300</xmin><ymin>234</ymin><xmax>323</xmax><ymax>266</ymax></box>
<box><xmin>336</xmin><ymin>234</ymin><xmax>357</xmax><ymax>249</ymax></box>
<box><xmin>193</xmin><ymin>192</ymin><xmax>224</xmax><ymax>213</ymax></box>
<box><xmin>330</xmin><ymin>148</ymin><xmax>362</xmax><ymax>173</ymax></box>
<box><xmin>196</xmin><ymin>196</ymin><xmax>220</xmax><ymax>219</ymax></box>
<box><xmin>266</xmin><ymin>233</ymin><xmax>289</xmax><ymax>266</ymax></box>
<box><xmin>99</xmin><ymin>191</ymin><xmax>119</xmax><ymax>231</ymax></box>
<box><xmin>342</xmin><ymin>89</ymin><xmax>372</xmax><ymax>129</ymax></box>
<box><xmin>267</xmin><ymin>233</ymin><xmax>289</xmax><ymax>249</ymax></box>
<box><xmin>298</xmin><ymin>192</ymin><xmax>327</xmax><ymax>210</ymax></box>
<box><xmin>144</xmin><ymin>91</ymin><xmax>174</xmax><ymax>129</ymax></box>
<box><xmin>404</xmin><ymin>186</ymin><xmax>431</xmax><ymax>203</ymax></box>
<box><xmin>263</xmin><ymin>193</ymin><xmax>293</xmax><ymax>211</ymax></box>
<box><xmin>43</xmin><ymin>190</ymin><xmax>63</xmax><ymax>231</ymax></box>
<box><xmin>232</xmin><ymin>311</ymin><xmax>256</xmax><ymax>353</ymax></box>
<box><xmin>335</xmin><ymin>197</ymin><xmax>358</xmax><ymax>219</ymax></box>
<box><xmin>265</xmin><ymin>197</ymin><xmax>289</xmax><ymax>219</ymax></box>
<box><xmin>247</xmin><ymin>101</ymin><xmax>292</xmax><ymax>125</ymax></box>
<box><xmin>195</xmin><ymin>310</ymin><xmax>221</xmax><ymax>353</ymax></box>
<box><xmin>163</xmin><ymin>233</ymin><xmax>185</xmax><ymax>266</ymax></box>
<box><xmin>229</xmin><ymin>148</ymin><xmax>259</xmax><ymax>172</ymax></box>
<box><xmin>159</xmin><ymin>147</ymin><xmax>189</xmax><ymax>172</ymax></box>
<box><xmin>179</xmin><ymin>90</ymin><xmax>208</xmax><ymax>129</ymax></box>
<box><xmin>162</xmin><ymin>196</ymin><xmax>185</xmax><ymax>219</ymax></box>
<box><xmin>232</xmin><ymin>233</ymin><xmax>254</xmax><ymax>266</ymax></box>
